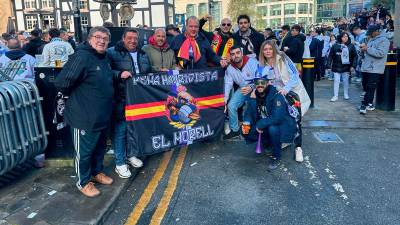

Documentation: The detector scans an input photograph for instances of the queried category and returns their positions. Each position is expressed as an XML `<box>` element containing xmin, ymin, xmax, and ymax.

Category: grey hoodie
<box><xmin>360</xmin><ymin>33</ymin><xmax>390</xmax><ymax>74</ymax></box>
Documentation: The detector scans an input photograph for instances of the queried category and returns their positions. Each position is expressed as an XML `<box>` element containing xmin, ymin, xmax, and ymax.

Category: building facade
<box><xmin>174</xmin><ymin>0</ymin><xmax>229</xmax><ymax>29</ymax></box>
<box><xmin>0</xmin><ymin>0</ymin><xmax>14</xmax><ymax>33</ymax></box>
<box><xmin>256</xmin><ymin>0</ymin><xmax>315</xmax><ymax>29</ymax></box>
<box><xmin>316</xmin><ymin>0</ymin><xmax>346</xmax><ymax>23</ymax></box>
<box><xmin>12</xmin><ymin>0</ymin><xmax>175</xmax><ymax>32</ymax></box>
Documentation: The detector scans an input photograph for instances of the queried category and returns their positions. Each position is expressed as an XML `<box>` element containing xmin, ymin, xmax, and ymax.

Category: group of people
<box><xmin>0</xmin><ymin>3</ymin><xmax>393</xmax><ymax>198</ymax></box>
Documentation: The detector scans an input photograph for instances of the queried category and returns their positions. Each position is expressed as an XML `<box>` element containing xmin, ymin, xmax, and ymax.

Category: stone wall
<box><xmin>0</xmin><ymin>0</ymin><xmax>13</xmax><ymax>33</ymax></box>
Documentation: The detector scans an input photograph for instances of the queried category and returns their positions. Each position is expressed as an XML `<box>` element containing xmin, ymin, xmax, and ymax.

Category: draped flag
<box><xmin>125</xmin><ymin>68</ymin><xmax>225</xmax><ymax>156</ymax></box>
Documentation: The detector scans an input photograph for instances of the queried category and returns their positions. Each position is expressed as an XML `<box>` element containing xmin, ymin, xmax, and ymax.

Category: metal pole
<box><xmin>72</xmin><ymin>0</ymin><xmax>82</xmax><ymax>43</ymax></box>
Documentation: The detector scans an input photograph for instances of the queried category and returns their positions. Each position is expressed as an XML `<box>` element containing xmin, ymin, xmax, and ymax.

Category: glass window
<box><xmin>284</xmin><ymin>4</ymin><xmax>296</xmax><ymax>15</ymax></box>
<box><xmin>298</xmin><ymin>3</ymin><xmax>308</xmax><ymax>14</ymax></box>
<box><xmin>198</xmin><ymin>3</ymin><xmax>207</xmax><ymax>18</ymax></box>
<box><xmin>120</xmin><ymin>20</ymin><xmax>129</xmax><ymax>27</ymax></box>
<box><xmin>270</xmin><ymin>4</ymin><xmax>281</xmax><ymax>16</ymax></box>
<box><xmin>79</xmin><ymin>0</ymin><xmax>88</xmax><ymax>10</ymax></box>
<box><xmin>257</xmin><ymin>6</ymin><xmax>268</xmax><ymax>17</ymax></box>
<box><xmin>298</xmin><ymin>17</ymin><xmax>308</xmax><ymax>24</ymax></box>
<box><xmin>309</xmin><ymin>4</ymin><xmax>313</xmax><ymax>14</ymax></box>
<box><xmin>284</xmin><ymin>17</ymin><xmax>296</xmax><ymax>25</ymax></box>
<box><xmin>24</xmin><ymin>0</ymin><xmax>37</xmax><ymax>9</ymax></box>
<box><xmin>81</xmin><ymin>16</ymin><xmax>89</xmax><ymax>26</ymax></box>
<box><xmin>186</xmin><ymin>4</ymin><xmax>195</xmax><ymax>17</ymax></box>
<box><xmin>211</xmin><ymin>1</ymin><xmax>222</xmax><ymax>28</ymax></box>
<box><xmin>43</xmin><ymin>15</ymin><xmax>55</xmax><ymax>28</ymax></box>
<box><xmin>42</xmin><ymin>0</ymin><xmax>54</xmax><ymax>8</ymax></box>
<box><xmin>26</xmin><ymin>15</ymin><xmax>38</xmax><ymax>30</ymax></box>
<box><xmin>270</xmin><ymin>18</ymin><xmax>281</xmax><ymax>29</ymax></box>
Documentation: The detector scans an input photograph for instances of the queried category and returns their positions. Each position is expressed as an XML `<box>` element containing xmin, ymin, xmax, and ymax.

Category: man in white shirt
<box><xmin>41</xmin><ymin>28</ymin><xmax>74</xmax><ymax>67</ymax></box>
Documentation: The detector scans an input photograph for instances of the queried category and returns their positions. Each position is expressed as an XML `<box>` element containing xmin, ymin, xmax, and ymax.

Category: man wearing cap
<box><xmin>359</xmin><ymin>25</ymin><xmax>390</xmax><ymax>114</ymax></box>
<box><xmin>242</xmin><ymin>70</ymin><xmax>297</xmax><ymax>171</ymax></box>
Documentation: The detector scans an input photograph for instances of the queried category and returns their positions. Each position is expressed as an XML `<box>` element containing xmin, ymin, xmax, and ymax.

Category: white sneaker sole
<box><xmin>115</xmin><ymin>168</ymin><xmax>131</xmax><ymax>179</ymax></box>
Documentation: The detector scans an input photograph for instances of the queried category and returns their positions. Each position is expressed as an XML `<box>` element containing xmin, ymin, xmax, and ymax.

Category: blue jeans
<box><xmin>112</xmin><ymin>120</ymin><xmax>127</xmax><ymax>166</ymax></box>
<box><xmin>228</xmin><ymin>89</ymin><xmax>248</xmax><ymax>132</ymax></box>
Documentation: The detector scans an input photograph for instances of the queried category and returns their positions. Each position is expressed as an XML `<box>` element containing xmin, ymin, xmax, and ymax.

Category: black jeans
<box><xmin>362</xmin><ymin>72</ymin><xmax>381</xmax><ymax>105</ymax></box>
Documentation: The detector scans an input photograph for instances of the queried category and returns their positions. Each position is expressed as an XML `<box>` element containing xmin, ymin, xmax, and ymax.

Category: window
<box><xmin>43</xmin><ymin>15</ymin><xmax>55</xmax><ymax>28</ymax></box>
<box><xmin>309</xmin><ymin>4</ymin><xmax>313</xmax><ymax>14</ymax></box>
<box><xmin>257</xmin><ymin>6</ymin><xmax>268</xmax><ymax>17</ymax></box>
<box><xmin>81</xmin><ymin>16</ymin><xmax>88</xmax><ymax>26</ymax></box>
<box><xmin>298</xmin><ymin>17</ymin><xmax>308</xmax><ymax>24</ymax></box>
<box><xmin>284</xmin><ymin>4</ymin><xmax>296</xmax><ymax>15</ymax></box>
<box><xmin>270</xmin><ymin>4</ymin><xmax>281</xmax><ymax>16</ymax></box>
<box><xmin>284</xmin><ymin>17</ymin><xmax>296</xmax><ymax>25</ymax></box>
<box><xmin>198</xmin><ymin>3</ymin><xmax>207</xmax><ymax>18</ymax></box>
<box><xmin>42</xmin><ymin>0</ymin><xmax>54</xmax><ymax>8</ymax></box>
<box><xmin>270</xmin><ymin>18</ymin><xmax>281</xmax><ymax>28</ymax></box>
<box><xmin>24</xmin><ymin>0</ymin><xmax>37</xmax><ymax>9</ymax></box>
<box><xmin>186</xmin><ymin>4</ymin><xmax>195</xmax><ymax>17</ymax></box>
<box><xmin>298</xmin><ymin>3</ymin><xmax>308</xmax><ymax>14</ymax></box>
<box><xmin>26</xmin><ymin>15</ymin><xmax>38</xmax><ymax>30</ymax></box>
<box><xmin>211</xmin><ymin>1</ymin><xmax>222</xmax><ymax>28</ymax></box>
<box><xmin>120</xmin><ymin>20</ymin><xmax>129</xmax><ymax>27</ymax></box>
<box><xmin>79</xmin><ymin>0</ymin><xmax>88</xmax><ymax>10</ymax></box>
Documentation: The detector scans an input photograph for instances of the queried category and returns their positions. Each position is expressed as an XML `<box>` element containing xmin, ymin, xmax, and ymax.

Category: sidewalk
<box><xmin>0</xmin><ymin>77</ymin><xmax>399</xmax><ymax>225</ymax></box>
<box><xmin>0</xmin><ymin>155</ymin><xmax>139</xmax><ymax>225</ymax></box>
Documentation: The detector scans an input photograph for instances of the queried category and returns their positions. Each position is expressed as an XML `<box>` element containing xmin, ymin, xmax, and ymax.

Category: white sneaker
<box><xmin>344</xmin><ymin>95</ymin><xmax>349</xmax><ymax>100</ymax></box>
<box><xmin>281</xmin><ymin>143</ymin><xmax>291</xmax><ymax>149</ymax></box>
<box><xmin>360</xmin><ymin>92</ymin><xmax>366</xmax><ymax>98</ymax></box>
<box><xmin>295</xmin><ymin>147</ymin><xmax>304</xmax><ymax>163</ymax></box>
<box><xmin>366</xmin><ymin>104</ymin><xmax>375</xmax><ymax>111</ymax></box>
<box><xmin>115</xmin><ymin>164</ymin><xmax>131</xmax><ymax>178</ymax></box>
<box><xmin>128</xmin><ymin>156</ymin><xmax>143</xmax><ymax>168</ymax></box>
<box><xmin>330</xmin><ymin>96</ymin><xmax>338</xmax><ymax>102</ymax></box>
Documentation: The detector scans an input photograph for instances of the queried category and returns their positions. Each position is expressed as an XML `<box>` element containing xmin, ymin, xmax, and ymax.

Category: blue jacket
<box><xmin>170</xmin><ymin>33</ymin><xmax>221</xmax><ymax>69</ymax></box>
<box><xmin>244</xmin><ymin>86</ymin><xmax>296</xmax><ymax>143</ymax></box>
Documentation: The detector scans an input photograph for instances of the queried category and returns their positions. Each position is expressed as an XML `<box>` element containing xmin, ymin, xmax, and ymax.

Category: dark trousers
<box><xmin>315</xmin><ymin>57</ymin><xmax>325</xmax><ymax>80</ymax></box>
<box><xmin>361</xmin><ymin>72</ymin><xmax>368</xmax><ymax>91</ymax></box>
<box><xmin>71</xmin><ymin>127</ymin><xmax>107</xmax><ymax>189</ymax></box>
<box><xmin>362</xmin><ymin>72</ymin><xmax>381</xmax><ymax>106</ymax></box>
<box><xmin>267</xmin><ymin>126</ymin><xmax>282</xmax><ymax>160</ymax></box>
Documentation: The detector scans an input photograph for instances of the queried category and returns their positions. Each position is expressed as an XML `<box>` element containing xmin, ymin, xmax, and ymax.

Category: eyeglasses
<box><xmin>221</xmin><ymin>23</ymin><xmax>231</xmax><ymax>27</ymax></box>
<box><xmin>93</xmin><ymin>35</ymin><xmax>109</xmax><ymax>43</ymax></box>
<box><xmin>255</xmin><ymin>80</ymin><xmax>267</xmax><ymax>85</ymax></box>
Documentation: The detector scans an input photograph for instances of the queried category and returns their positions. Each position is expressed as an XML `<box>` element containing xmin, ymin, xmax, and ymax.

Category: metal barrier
<box><xmin>0</xmin><ymin>80</ymin><xmax>47</xmax><ymax>176</ymax></box>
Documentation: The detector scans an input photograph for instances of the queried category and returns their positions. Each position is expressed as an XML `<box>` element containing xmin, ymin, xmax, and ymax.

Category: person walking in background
<box><xmin>359</xmin><ymin>25</ymin><xmax>390</xmax><ymax>114</ymax></box>
<box><xmin>41</xmin><ymin>28</ymin><xmax>74</xmax><ymax>67</ymax></box>
<box><xmin>328</xmin><ymin>32</ymin><xmax>357</xmax><ymax>102</ymax></box>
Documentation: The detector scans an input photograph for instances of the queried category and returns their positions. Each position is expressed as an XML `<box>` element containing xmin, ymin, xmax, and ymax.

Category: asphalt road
<box><xmin>105</xmin><ymin>127</ymin><xmax>400</xmax><ymax>225</ymax></box>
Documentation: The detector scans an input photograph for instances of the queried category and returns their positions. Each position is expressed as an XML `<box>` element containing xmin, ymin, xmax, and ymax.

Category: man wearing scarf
<box><xmin>199</xmin><ymin>16</ymin><xmax>235</xmax><ymax>59</ymax></box>
<box><xmin>232</xmin><ymin>15</ymin><xmax>265</xmax><ymax>58</ymax></box>
<box><xmin>142</xmin><ymin>28</ymin><xmax>177</xmax><ymax>72</ymax></box>
<box><xmin>170</xmin><ymin>16</ymin><xmax>228</xmax><ymax>69</ymax></box>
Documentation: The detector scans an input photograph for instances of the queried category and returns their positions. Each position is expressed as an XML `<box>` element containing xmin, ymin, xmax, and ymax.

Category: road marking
<box><xmin>125</xmin><ymin>150</ymin><xmax>174</xmax><ymax>225</ymax></box>
<box><xmin>150</xmin><ymin>146</ymin><xmax>188</xmax><ymax>225</ymax></box>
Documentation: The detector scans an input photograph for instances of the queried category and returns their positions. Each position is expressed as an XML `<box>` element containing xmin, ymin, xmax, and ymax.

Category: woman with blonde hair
<box><xmin>257</xmin><ymin>39</ymin><xmax>311</xmax><ymax>162</ymax></box>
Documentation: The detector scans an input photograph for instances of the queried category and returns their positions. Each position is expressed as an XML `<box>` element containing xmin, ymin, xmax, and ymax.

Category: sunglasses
<box><xmin>221</xmin><ymin>23</ymin><xmax>231</xmax><ymax>27</ymax></box>
<box><xmin>255</xmin><ymin>80</ymin><xmax>267</xmax><ymax>85</ymax></box>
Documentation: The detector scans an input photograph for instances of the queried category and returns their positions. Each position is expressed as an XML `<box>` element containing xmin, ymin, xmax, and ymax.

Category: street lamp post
<box><xmin>72</xmin><ymin>0</ymin><xmax>82</xmax><ymax>42</ymax></box>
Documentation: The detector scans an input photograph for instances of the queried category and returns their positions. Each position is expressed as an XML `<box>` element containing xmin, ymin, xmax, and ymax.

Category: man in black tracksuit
<box><xmin>55</xmin><ymin>27</ymin><xmax>126</xmax><ymax>197</ymax></box>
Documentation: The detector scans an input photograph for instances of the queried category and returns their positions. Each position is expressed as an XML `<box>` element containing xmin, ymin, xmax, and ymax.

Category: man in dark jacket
<box><xmin>242</xmin><ymin>73</ymin><xmax>297</xmax><ymax>171</ymax></box>
<box><xmin>282</xmin><ymin>24</ymin><xmax>305</xmax><ymax>64</ymax></box>
<box><xmin>199</xmin><ymin>16</ymin><xmax>235</xmax><ymax>59</ymax></box>
<box><xmin>55</xmin><ymin>26</ymin><xmax>122</xmax><ymax>198</ymax></box>
<box><xmin>107</xmin><ymin>28</ymin><xmax>151</xmax><ymax>178</ymax></box>
<box><xmin>22</xmin><ymin>29</ymin><xmax>45</xmax><ymax>57</ymax></box>
<box><xmin>170</xmin><ymin>16</ymin><xmax>228</xmax><ymax>69</ymax></box>
<box><xmin>232</xmin><ymin>14</ymin><xmax>265</xmax><ymax>58</ymax></box>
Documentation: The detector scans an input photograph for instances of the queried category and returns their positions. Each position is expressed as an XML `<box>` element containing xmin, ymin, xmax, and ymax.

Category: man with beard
<box><xmin>223</xmin><ymin>45</ymin><xmax>258</xmax><ymax>140</ymax></box>
<box><xmin>242</xmin><ymin>71</ymin><xmax>297</xmax><ymax>171</ymax></box>
<box><xmin>232</xmin><ymin>14</ymin><xmax>265</xmax><ymax>58</ymax></box>
<box><xmin>199</xmin><ymin>16</ymin><xmax>235</xmax><ymax>59</ymax></box>
<box><xmin>142</xmin><ymin>28</ymin><xmax>177</xmax><ymax>71</ymax></box>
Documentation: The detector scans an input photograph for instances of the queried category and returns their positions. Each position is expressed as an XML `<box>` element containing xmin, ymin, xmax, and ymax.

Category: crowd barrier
<box><xmin>0</xmin><ymin>80</ymin><xmax>47</xmax><ymax>176</ymax></box>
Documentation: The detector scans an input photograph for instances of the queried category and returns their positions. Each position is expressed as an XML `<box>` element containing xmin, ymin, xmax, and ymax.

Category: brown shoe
<box><xmin>79</xmin><ymin>182</ymin><xmax>100</xmax><ymax>197</ymax></box>
<box><xmin>93</xmin><ymin>173</ymin><xmax>113</xmax><ymax>185</ymax></box>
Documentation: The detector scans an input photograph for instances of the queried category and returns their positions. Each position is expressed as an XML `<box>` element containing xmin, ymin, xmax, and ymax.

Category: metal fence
<box><xmin>0</xmin><ymin>80</ymin><xmax>47</xmax><ymax>176</ymax></box>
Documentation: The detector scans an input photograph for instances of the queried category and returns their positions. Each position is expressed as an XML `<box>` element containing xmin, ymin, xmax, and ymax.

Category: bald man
<box><xmin>199</xmin><ymin>16</ymin><xmax>235</xmax><ymax>59</ymax></box>
<box><xmin>142</xmin><ymin>28</ymin><xmax>177</xmax><ymax>71</ymax></box>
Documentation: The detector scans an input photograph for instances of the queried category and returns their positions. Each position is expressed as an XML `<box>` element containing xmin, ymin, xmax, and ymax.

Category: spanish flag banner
<box><xmin>125</xmin><ymin>68</ymin><xmax>225</xmax><ymax>156</ymax></box>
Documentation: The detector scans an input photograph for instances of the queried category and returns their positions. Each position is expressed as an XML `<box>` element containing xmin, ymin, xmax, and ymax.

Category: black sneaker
<box><xmin>223</xmin><ymin>130</ymin><xmax>240</xmax><ymax>140</ymax></box>
<box><xmin>359</xmin><ymin>105</ymin><xmax>367</xmax><ymax>114</ymax></box>
<box><xmin>268</xmin><ymin>159</ymin><xmax>281</xmax><ymax>171</ymax></box>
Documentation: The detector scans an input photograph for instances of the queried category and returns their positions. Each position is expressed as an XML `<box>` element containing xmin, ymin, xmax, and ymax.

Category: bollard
<box><xmin>376</xmin><ymin>53</ymin><xmax>397</xmax><ymax>111</ymax></box>
<box><xmin>301</xmin><ymin>58</ymin><xmax>315</xmax><ymax>108</ymax></box>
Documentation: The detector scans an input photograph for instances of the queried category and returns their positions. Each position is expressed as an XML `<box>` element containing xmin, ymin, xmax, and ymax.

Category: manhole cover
<box><xmin>313</xmin><ymin>132</ymin><xmax>343</xmax><ymax>143</ymax></box>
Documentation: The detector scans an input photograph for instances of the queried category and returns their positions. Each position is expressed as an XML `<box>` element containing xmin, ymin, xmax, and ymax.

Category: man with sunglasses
<box><xmin>223</xmin><ymin>45</ymin><xmax>258</xmax><ymax>140</ymax></box>
<box><xmin>199</xmin><ymin>16</ymin><xmax>235</xmax><ymax>59</ymax></box>
<box><xmin>233</xmin><ymin>14</ymin><xmax>265</xmax><ymax>58</ymax></box>
<box><xmin>242</xmin><ymin>71</ymin><xmax>297</xmax><ymax>171</ymax></box>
